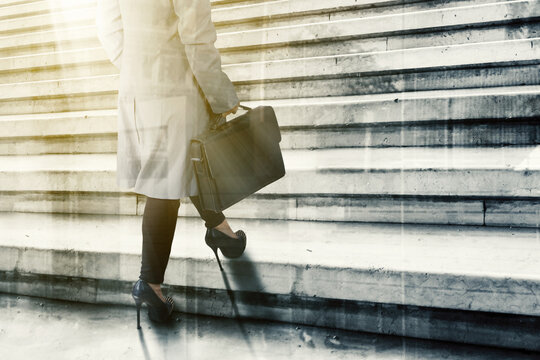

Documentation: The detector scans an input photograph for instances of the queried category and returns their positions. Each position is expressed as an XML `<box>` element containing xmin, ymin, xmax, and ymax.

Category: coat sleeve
<box><xmin>173</xmin><ymin>0</ymin><xmax>239</xmax><ymax>114</ymax></box>
<box><xmin>96</xmin><ymin>0</ymin><xmax>123</xmax><ymax>69</ymax></box>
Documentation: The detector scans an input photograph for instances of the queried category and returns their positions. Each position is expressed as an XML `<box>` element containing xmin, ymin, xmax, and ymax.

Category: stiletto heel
<box><xmin>131</xmin><ymin>279</ymin><xmax>174</xmax><ymax>327</ymax></box>
<box><xmin>134</xmin><ymin>300</ymin><xmax>142</xmax><ymax>330</ymax></box>
<box><xmin>205</xmin><ymin>228</ymin><xmax>247</xmax><ymax>270</ymax></box>
<box><xmin>209</xmin><ymin>245</ymin><xmax>224</xmax><ymax>272</ymax></box>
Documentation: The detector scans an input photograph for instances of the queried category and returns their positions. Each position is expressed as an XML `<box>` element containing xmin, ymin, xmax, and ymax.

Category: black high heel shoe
<box><xmin>131</xmin><ymin>279</ymin><xmax>174</xmax><ymax>329</ymax></box>
<box><xmin>205</xmin><ymin>228</ymin><xmax>247</xmax><ymax>271</ymax></box>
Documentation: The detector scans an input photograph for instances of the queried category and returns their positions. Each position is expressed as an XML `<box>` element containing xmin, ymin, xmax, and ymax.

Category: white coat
<box><xmin>96</xmin><ymin>0</ymin><xmax>239</xmax><ymax>199</ymax></box>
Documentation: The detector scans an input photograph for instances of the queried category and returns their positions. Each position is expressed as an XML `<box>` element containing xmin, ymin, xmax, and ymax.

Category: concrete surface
<box><xmin>2</xmin><ymin>87</ymin><xmax>540</xmax><ymax>135</ymax></box>
<box><xmin>4</xmin><ymin>38</ymin><xmax>540</xmax><ymax>82</ymax></box>
<box><xmin>1</xmin><ymin>212</ymin><xmax>540</xmax><ymax>351</ymax></box>
<box><xmin>1</xmin><ymin>212</ymin><xmax>539</xmax><ymax>316</ymax></box>
<box><xmin>0</xmin><ymin>293</ymin><xmax>538</xmax><ymax>360</ymax></box>
<box><xmin>2</xmin><ymin>147</ymin><xmax>540</xmax><ymax>202</ymax></box>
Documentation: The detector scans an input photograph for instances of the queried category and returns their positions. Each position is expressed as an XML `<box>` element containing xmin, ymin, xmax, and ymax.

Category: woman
<box><xmin>96</xmin><ymin>0</ymin><xmax>246</xmax><ymax>329</ymax></box>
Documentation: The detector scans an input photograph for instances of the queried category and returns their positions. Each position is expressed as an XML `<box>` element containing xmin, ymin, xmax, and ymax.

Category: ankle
<box><xmin>213</xmin><ymin>221</ymin><xmax>238</xmax><ymax>239</ymax></box>
<box><xmin>148</xmin><ymin>282</ymin><xmax>165</xmax><ymax>301</ymax></box>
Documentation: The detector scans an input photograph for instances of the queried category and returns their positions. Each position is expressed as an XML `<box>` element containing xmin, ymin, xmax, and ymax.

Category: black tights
<box><xmin>139</xmin><ymin>195</ymin><xmax>225</xmax><ymax>284</ymax></box>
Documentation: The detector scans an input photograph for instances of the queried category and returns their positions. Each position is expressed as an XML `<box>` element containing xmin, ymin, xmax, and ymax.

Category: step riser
<box><xmin>236</xmin><ymin>65</ymin><xmax>540</xmax><ymax>100</ymax></box>
<box><xmin>0</xmin><ymin>191</ymin><xmax>139</xmax><ymax>216</ymax></box>
<box><xmin>0</xmin><ymin>8</ymin><xmax>95</xmax><ymax>36</ymax></box>
<box><xmin>0</xmin><ymin>191</ymin><xmax>540</xmax><ymax>228</ymax></box>
<box><xmin>6</xmin><ymin>232</ymin><xmax>536</xmax><ymax>319</ymax></box>
<box><xmin>1</xmin><ymin>191</ymin><xmax>539</xmax><ymax>227</ymax></box>
<box><xmin>2</xmin><ymin>90</ymin><xmax>538</xmax><ymax>135</ymax></box>
<box><xmin>0</xmin><ymin>0</ymin><xmax>528</xmax><ymax>36</ymax></box>
<box><xmin>3</xmin><ymin>37</ymin><xmax>539</xmax><ymax>83</ymax></box>
<box><xmin>2</xmin><ymin>0</ymin><xmax>537</xmax><ymax>48</ymax></box>
<box><xmin>0</xmin><ymin>112</ymin><xmax>117</xmax><ymax>138</ymax></box>
<box><xmin>216</xmin><ymin>1</ymin><xmax>540</xmax><ymax>49</ymax></box>
<box><xmin>0</xmin><ymin>62</ymin><xmax>116</xmax><ymax>84</ymax></box>
<box><xmin>4</xmin><ymin>38</ymin><xmax>540</xmax><ymax>85</ymax></box>
<box><xmin>1</xmin><ymin>64</ymin><xmax>539</xmax><ymax>115</ymax></box>
<box><xmin>1</xmin><ymin>0</ymin><xmax>361</xmax><ymax>24</ymax></box>
<box><xmin>216</xmin><ymin>0</ymin><xmax>504</xmax><ymax>22</ymax></box>
<box><xmin>141</xmin><ymin>196</ymin><xmax>540</xmax><ymax>228</ymax></box>
<box><xmin>0</xmin><ymin>192</ymin><xmax>485</xmax><ymax>226</ymax></box>
<box><xmin>281</xmin><ymin>122</ymin><xmax>540</xmax><ymax>148</ymax></box>
<box><xmin>2</xmin><ymin>121</ymin><xmax>539</xmax><ymax>155</ymax></box>
<box><xmin>0</xmin><ymin>26</ymin><xmax>99</xmax><ymax>56</ymax></box>
<box><xmin>2</xmin><ymin>270</ymin><xmax>539</xmax><ymax>351</ymax></box>
<box><xmin>0</xmin><ymin>94</ymin><xmax>117</xmax><ymax>115</ymax></box>
<box><xmin>211</xmin><ymin>0</ymin><xmax>506</xmax><ymax>28</ymax></box>
<box><xmin>0</xmin><ymin>37</ymin><xmax>100</xmax><ymax>57</ymax></box>
<box><xmin>224</xmin><ymin>23</ymin><xmax>540</xmax><ymax>65</ymax></box>
<box><xmin>0</xmin><ymin>134</ymin><xmax>117</xmax><ymax>155</ymax></box>
<box><xmin>0</xmin><ymin>0</ymin><xmax>96</xmax><ymax>21</ymax></box>
<box><xmin>2</xmin><ymin>240</ymin><xmax>539</xmax><ymax>319</ymax></box>
<box><xmin>2</xmin><ymin>168</ymin><xmax>540</xmax><ymax>197</ymax></box>
<box><xmin>265</xmin><ymin>170</ymin><xmax>540</xmax><ymax>198</ymax></box>
<box><xmin>4</xmin><ymin>22</ymin><xmax>540</xmax><ymax>61</ymax></box>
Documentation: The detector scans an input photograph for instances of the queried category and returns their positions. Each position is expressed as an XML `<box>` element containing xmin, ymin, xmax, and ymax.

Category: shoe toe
<box><xmin>221</xmin><ymin>230</ymin><xmax>247</xmax><ymax>258</ymax></box>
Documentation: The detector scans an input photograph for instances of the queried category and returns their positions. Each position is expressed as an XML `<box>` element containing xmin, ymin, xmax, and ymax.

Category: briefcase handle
<box><xmin>208</xmin><ymin>104</ymin><xmax>252</xmax><ymax>131</ymax></box>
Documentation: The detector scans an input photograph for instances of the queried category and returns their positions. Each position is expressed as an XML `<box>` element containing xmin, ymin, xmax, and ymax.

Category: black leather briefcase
<box><xmin>190</xmin><ymin>105</ymin><xmax>286</xmax><ymax>212</ymax></box>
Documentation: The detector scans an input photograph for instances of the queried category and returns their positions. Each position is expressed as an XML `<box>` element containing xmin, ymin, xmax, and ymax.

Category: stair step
<box><xmin>8</xmin><ymin>293</ymin><xmax>539</xmax><ymax>360</ymax></box>
<box><xmin>211</xmin><ymin>0</ymin><xmax>393</xmax><ymax>24</ymax></box>
<box><xmin>213</xmin><ymin>0</ymin><xmax>518</xmax><ymax>34</ymax></box>
<box><xmin>0</xmin><ymin>74</ymin><xmax>118</xmax><ymax>102</ymax></box>
<box><xmin>0</xmin><ymin>109</ymin><xmax>116</xmax><ymax>137</ymax></box>
<box><xmin>2</xmin><ymin>189</ymin><xmax>539</xmax><ymax>227</ymax></box>
<box><xmin>3</xmin><ymin>119</ymin><xmax>538</xmax><ymax>154</ymax></box>
<box><xmin>1</xmin><ymin>87</ymin><xmax>539</xmax><ymax>133</ymax></box>
<box><xmin>0</xmin><ymin>212</ymin><xmax>539</xmax><ymax>351</ymax></box>
<box><xmin>1</xmin><ymin>38</ymin><xmax>539</xmax><ymax>104</ymax></box>
<box><xmin>0</xmin><ymin>25</ymin><xmax>99</xmax><ymax>56</ymax></box>
<box><xmin>215</xmin><ymin>0</ymin><xmax>540</xmax><ymax>50</ymax></box>
<box><xmin>1</xmin><ymin>147</ymin><xmax>539</xmax><ymax>197</ymax></box>
<box><xmin>0</xmin><ymin>0</ymin><xmax>94</xmax><ymax>21</ymax></box>
<box><xmin>0</xmin><ymin>5</ymin><xmax>94</xmax><ymax>35</ymax></box>
<box><xmin>1</xmin><ymin>87</ymin><xmax>539</xmax><ymax>152</ymax></box>
<box><xmin>225</xmin><ymin>38</ymin><xmax>540</xmax><ymax>81</ymax></box>
<box><xmin>222</xmin><ymin>22</ymin><xmax>540</xmax><ymax>66</ymax></box>
<box><xmin>0</xmin><ymin>0</ymin><xmax>504</xmax><ymax>33</ymax></box>
<box><xmin>3</xmin><ymin>21</ymin><xmax>539</xmax><ymax>61</ymax></box>
<box><xmin>1</xmin><ymin>62</ymin><xmax>539</xmax><ymax>115</ymax></box>
<box><xmin>0</xmin><ymin>0</ymin><xmax>388</xmax><ymax>23</ymax></box>
<box><xmin>3</xmin><ymin>38</ymin><xmax>539</xmax><ymax>85</ymax></box>
<box><xmin>0</xmin><ymin>0</ymin><xmax>41</xmax><ymax>8</ymax></box>
<box><xmin>1</xmin><ymin>0</ymin><xmax>537</xmax><ymax>49</ymax></box>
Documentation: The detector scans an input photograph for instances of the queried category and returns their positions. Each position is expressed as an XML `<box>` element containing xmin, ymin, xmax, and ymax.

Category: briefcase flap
<box><xmin>194</xmin><ymin>106</ymin><xmax>282</xmax><ymax>180</ymax></box>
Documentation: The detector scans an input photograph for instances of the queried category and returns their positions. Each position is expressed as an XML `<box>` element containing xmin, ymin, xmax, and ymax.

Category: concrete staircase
<box><xmin>0</xmin><ymin>0</ymin><xmax>539</xmax><ymax>352</ymax></box>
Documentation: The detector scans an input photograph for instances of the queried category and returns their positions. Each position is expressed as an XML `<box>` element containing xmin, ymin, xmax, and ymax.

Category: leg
<box><xmin>139</xmin><ymin>196</ymin><xmax>180</xmax><ymax>300</ymax></box>
<box><xmin>189</xmin><ymin>195</ymin><xmax>238</xmax><ymax>238</ymax></box>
